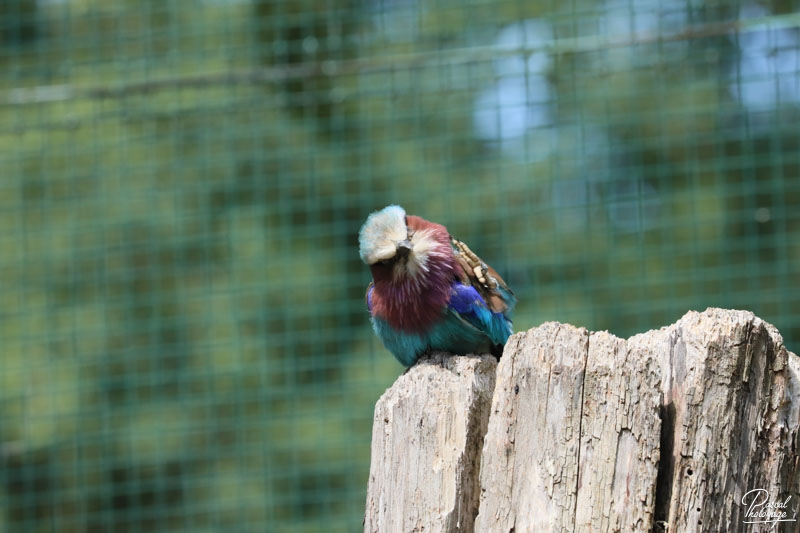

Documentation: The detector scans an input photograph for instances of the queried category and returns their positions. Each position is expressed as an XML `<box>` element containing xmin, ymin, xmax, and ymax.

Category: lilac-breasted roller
<box><xmin>359</xmin><ymin>205</ymin><xmax>516</xmax><ymax>367</ymax></box>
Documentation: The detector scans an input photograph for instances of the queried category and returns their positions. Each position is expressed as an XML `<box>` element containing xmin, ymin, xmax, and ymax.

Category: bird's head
<box><xmin>358</xmin><ymin>205</ymin><xmax>451</xmax><ymax>282</ymax></box>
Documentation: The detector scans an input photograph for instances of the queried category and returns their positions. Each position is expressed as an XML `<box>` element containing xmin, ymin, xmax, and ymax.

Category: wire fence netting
<box><xmin>2</xmin><ymin>0</ymin><xmax>799</xmax><ymax>531</ymax></box>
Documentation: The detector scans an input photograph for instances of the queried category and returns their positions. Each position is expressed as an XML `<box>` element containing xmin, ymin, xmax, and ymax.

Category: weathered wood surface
<box><xmin>475</xmin><ymin>322</ymin><xmax>595</xmax><ymax>532</ymax></box>
<box><xmin>650</xmin><ymin>309</ymin><xmax>800</xmax><ymax>533</ymax></box>
<box><xmin>475</xmin><ymin>324</ymin><xmax>663</xmax><ymax>532</ymax></box>
<box><xmin>365</xmin><ymin>309</ymin><xmax>800</xmax><ymax>533</ymax></box>
<box><xmin>364</xmin><ymin>353</ymin><xmax>497</xmax><ymax>533</ymax></box>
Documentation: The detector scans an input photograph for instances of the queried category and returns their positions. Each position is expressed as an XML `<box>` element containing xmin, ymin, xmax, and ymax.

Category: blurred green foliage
<box><xmin>1</xmin><ymin>0</ymin><xmax>799</xmax><ymax>531</ymax></box>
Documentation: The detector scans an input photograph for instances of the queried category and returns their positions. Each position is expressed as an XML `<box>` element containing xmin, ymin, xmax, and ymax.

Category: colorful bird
<box><xmin>359</xmin><ymin>205</ymin><xmax>516</xmax><ymax>367</ymax></box>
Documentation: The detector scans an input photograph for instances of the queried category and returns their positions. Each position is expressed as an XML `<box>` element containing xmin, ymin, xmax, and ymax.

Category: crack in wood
<box><xmin>365</xmin><ymin>309</ymin><xmax>800</xmax><ymax>533</ymax></box>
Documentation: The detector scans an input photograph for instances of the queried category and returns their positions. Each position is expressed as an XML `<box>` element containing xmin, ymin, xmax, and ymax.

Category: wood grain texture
<box><xmin>366</xmin><ymin>309</ymin><xmax>800</xmax><ymax>533</ymax></box>
<box><xmin>475</xmin><ymin>323</ymin><xmax>663</xmax><ymax>533</ymax></box>
<box><xmin>573</xmin><ymin>330</ymin><xmax>663</xmax><ymax>532</ymax></box>
<box><xmin>364</xmin><ymin>353</ymin><xmax>497</xmax><ymax>533</ymax></box>
<box><xmin>475</xmin><ymin>322</ymin><xmax>590</xmax><ymax>533</ymax></box>
<box><xmin>653</xmin><ymin>309</ymin><xmax>800</xmax><ymax>533</ymax></box>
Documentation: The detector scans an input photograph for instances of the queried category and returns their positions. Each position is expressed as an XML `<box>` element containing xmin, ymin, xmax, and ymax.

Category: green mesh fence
<box><xmin>1</xmin><ymin>0</ymin><xmax>799</xmax><ymax>531</ymax></box>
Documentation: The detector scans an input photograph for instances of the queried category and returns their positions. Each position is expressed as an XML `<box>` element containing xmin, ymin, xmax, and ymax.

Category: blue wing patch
<box><xmin>448</xmin><ymin>282</ymin><xmax>512</xmax><ymax>346</ymax></box>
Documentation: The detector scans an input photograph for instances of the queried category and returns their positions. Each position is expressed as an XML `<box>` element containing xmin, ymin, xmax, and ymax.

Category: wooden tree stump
<box><xmin>475</xmin><ymin>323</ymin><xmax>663</xmax><ymax>532</ymax></box>
<box><xmin>365</xmin><ymin>309</ymin><xmax>800</xmax><ymax>533</ymax></box>
<box><xmin>649</xmin><ymin>309</ymin><xmax>800</xmax><ymax>533</ymax></box>
<box><xmin>364</xmin><ymin>353</ymin><xmax>497</xmax><ymax>533</ymax></box>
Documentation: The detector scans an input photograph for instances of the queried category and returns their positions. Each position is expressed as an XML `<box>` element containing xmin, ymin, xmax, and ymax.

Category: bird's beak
<box><xmin>396</xmin><ymin>240</ymin><xmax>412</xmax><ymax>258</ymax></box>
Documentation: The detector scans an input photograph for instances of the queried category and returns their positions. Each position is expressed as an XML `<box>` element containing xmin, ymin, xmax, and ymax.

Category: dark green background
<box><xmin>2</xmin><ymin>0</ymin><xmax>799</xmax><ymax>531</ymax></box>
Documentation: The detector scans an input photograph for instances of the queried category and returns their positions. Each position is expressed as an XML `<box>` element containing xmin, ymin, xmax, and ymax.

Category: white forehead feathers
<box><xmin>358</xmin><ymin>205</ymin><xmax>407</xmax><ymax>265</ymax></box>
<box><xmin>402</xmin><ymin>229</ymin><xmax>437</xmax><ymax>278</ymax></box>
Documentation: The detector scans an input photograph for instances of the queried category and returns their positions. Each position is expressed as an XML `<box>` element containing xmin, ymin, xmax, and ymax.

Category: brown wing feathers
<box><xmin>450</xmin><ymin>237</ymin><xmax>512</xmax><ymax>314</ymax></box>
